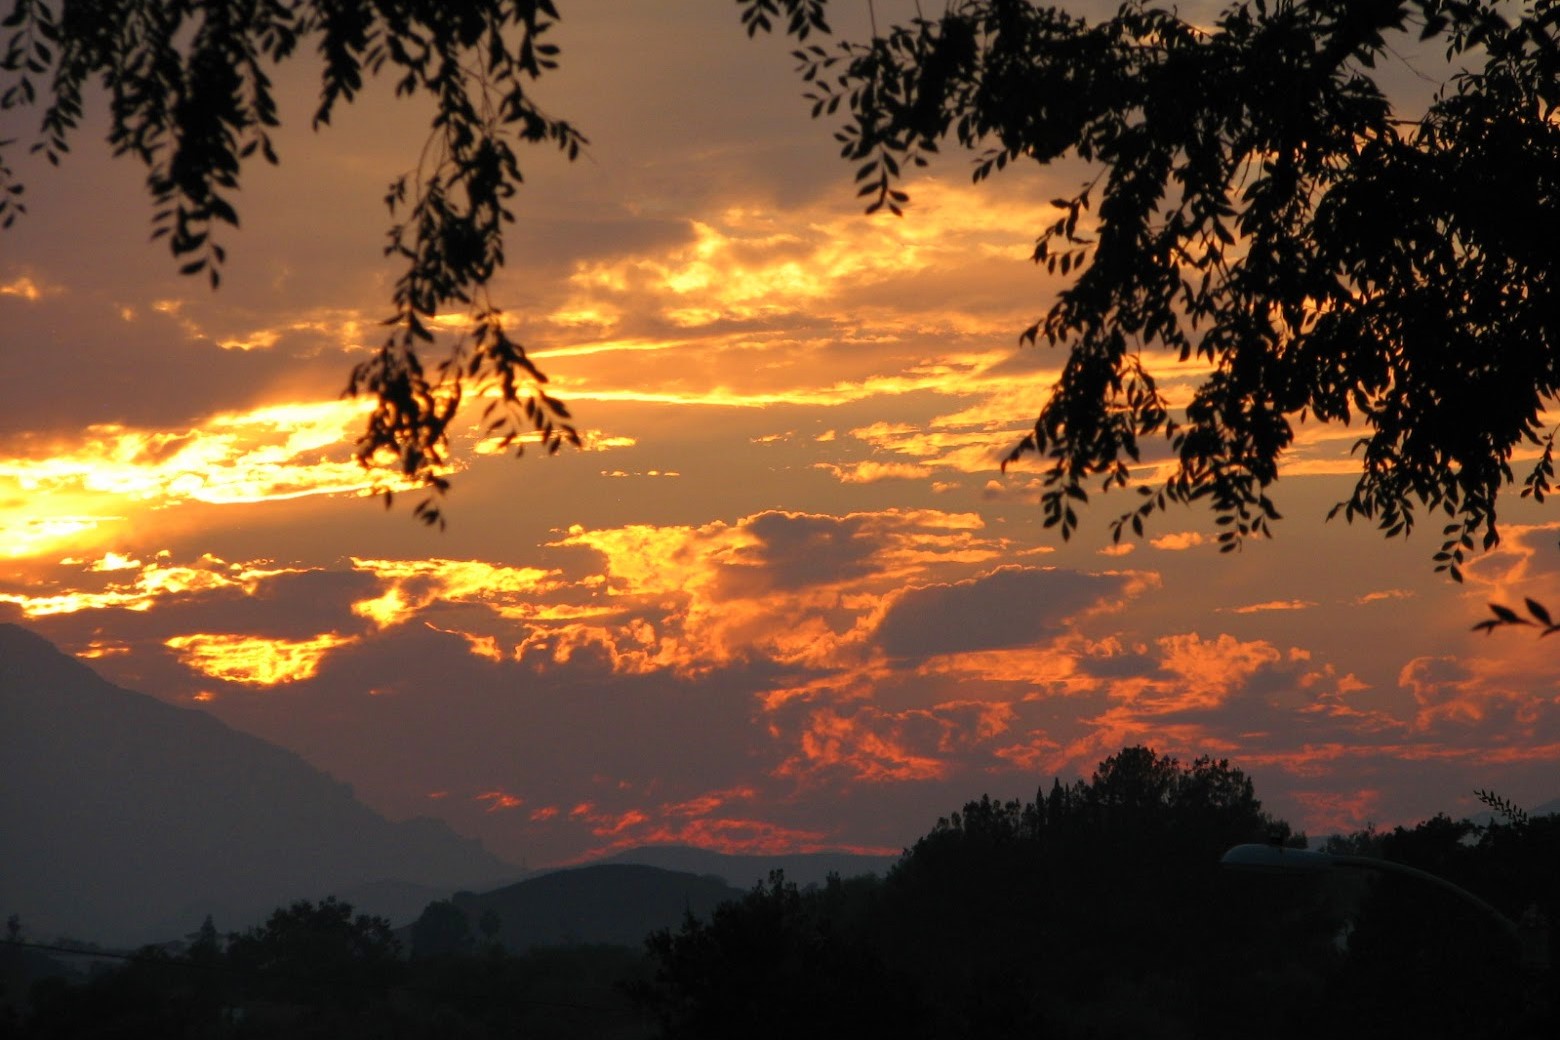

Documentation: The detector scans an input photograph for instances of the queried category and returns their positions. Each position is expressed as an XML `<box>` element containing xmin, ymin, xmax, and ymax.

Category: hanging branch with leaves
<box><xmin>1</xmin><ymin>0</ymin><xmax>585</xmax><ymax>525</ymax></box>
<box><xmin>743</xmin><ymin>0</ymin><xmax>1560</xmax><ymax>575</ymax></box>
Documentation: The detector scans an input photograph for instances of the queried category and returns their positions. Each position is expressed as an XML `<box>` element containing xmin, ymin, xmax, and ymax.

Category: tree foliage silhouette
<box><xmin>12</xmin><ymin>898</ymin><xmax>653</xmax><ymax>1038</ymax></box>
<box><xmin>0</xmin><ymin>0</ymin><xmax>583</xmax><ymax>525</ymax></box>
<box><xmin>640</xmin><ymin>748</ymin><xmax>1329</xmax><ymax>1040</ymax></box>
<box><xmin>744</xmin><ymin>0</ymin><xmax>1560</xmax><ymax>574</ymax></box>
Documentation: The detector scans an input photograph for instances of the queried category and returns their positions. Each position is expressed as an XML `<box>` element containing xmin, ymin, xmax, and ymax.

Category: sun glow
<box><xmin>0</xmin><ymin>400</ymin><xmax>381</xmax><ymax>508</ymax></box>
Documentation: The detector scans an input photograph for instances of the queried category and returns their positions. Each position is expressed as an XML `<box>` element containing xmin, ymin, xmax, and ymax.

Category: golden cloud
<box><xmin>543</xmin><ymin>509</ymin><xmax>1017</xmax><ymax>676</ymax></box>
<box><xmin>164</xmin><ymin>631</ymin><xmax>355</xmax><ymax>685</ymax></box>
<box><xmin>1290</xmin><ymin>788</ymin><xmax>1382</xmax><ymax>834</ymax></box>
<box><xmin>1149</xmin><ymin>531</ymin><xmax>1209</xmax><ymax>551</ymax></box>
<box><xmin>349</xmin><ymin>557</ymin><xmax>565</xmax><ymax>629</ymax></box>
<box><xmin>0</xmin><ymin>554</ymin><xmax>308</xmax><ymax>617</ymax></box>
<box><xmin>813</xmin><ymin>461</ymin><xmax>930</xmax><ymax>484</ymax></box>
<box><xmin>0</xmin><ymin>274</ymin><xmax>47</xmax><ymax>300</ymax></box>
<box><xmin>551</xmin><ymin>180</ymin><xmax>1051</xmax><ymax>334</ymax></box>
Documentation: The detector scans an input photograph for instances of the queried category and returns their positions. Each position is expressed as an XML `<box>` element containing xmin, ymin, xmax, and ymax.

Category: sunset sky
<box><xmin>3</xmin><ymin>1</ymin><xmax>1558</xmax><ymax>869</ymax></box>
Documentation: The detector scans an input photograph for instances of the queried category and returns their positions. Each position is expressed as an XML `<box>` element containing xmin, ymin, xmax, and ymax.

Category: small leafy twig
<box><xmin>1472</xmin><ymin>597</ymin><xmax>1560</xmax><ymax>636</ymax></box>
<box><xmin>1473</xmin><ymin>789</ymin><xmax>1529</xmax><ymax>828</ymax></box>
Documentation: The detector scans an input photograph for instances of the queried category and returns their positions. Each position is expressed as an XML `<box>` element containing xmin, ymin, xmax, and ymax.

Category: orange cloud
<box><xmin>0</xmin><ymin>275</ymin><xmax>44</xmax><ymax>299</ymax></box>
<box><xmin>570</xmin><ymin>813</ymin><xmax>861</xmax><ymax>862</ymax></box>
<box><xmin>1460</xmin><ymin>521</ymin><xmax>1560</xmax><ymax>602</ymax></box>
<box><xmin>544</xmin><ymin>508</ymin><xmax>1016</xmax><ymax>676</ymax></box>
<box><xmin>774</xmin><ymin>706</ymin><xmax>951</xmax><ymax>785</ymax></box>
<box><xmin>1159</xmin><ymin>632</ymin><xmax>1282</xmax><ymax>696</ymax></box>
<box><xmin>913</xmin><ymin>641</ymin><xmax>1102</xmax><ymax>692</ymax></box>
<box><xmin>75</xmin><ymin>638</ymin><xmax>131</xmax><ymax>659</ymax></box>
<box><xmin>476</xmin><ymin>790</ymin><xmax>525</xmax><ymax>812</ymax></box>
<box><xmin>1291</xmin><ymin>789</ymin><xmax>1382</xmax><ymax>834</ymax></box>
<box><xmin>755</xmin><ymin>663</ymin><xmax>894</xmax><ymax>713</ymax></box>
<box><xmin>1398</xmin><ymin>654</ymin><xmax>1558</xmax><ymax>733</ymax></box>
<box><xmin>1354</xmin><ymin>588</ymin><xmax>1414</xmax><ymax>606</ymax></box>
<box><xmin>990</xmin><ymin>734</ymin><xmax>1067</xmax><ymax>773</ymax></box>
<box><xmin>1149</xmin><ymin>531</ymin><xmax>1209</xmax><ymax>551</ymax></box>
<box><xmin>1239</xmin><ymin>743</ymin><xmax>1402</xmax><ymax>778</ymax></box>
<box><xmin>1222</xmin><ymin>599</ymin><xmax>1317</xmax><ymax>614</ymax></box>
<box><xmin>1050</xmin><ymin>712</ymin><xmax>1242</xmax><ymax>775</ymax></box>
<box><xmin>661</xmin><ymin>786</ymin><xmax>760</xmax><ymax>818</ymax></box>
<box><xmin>1100</xmin><ymin>633</ymin><xmax>1284</xmax><ymax>716</ymax></box>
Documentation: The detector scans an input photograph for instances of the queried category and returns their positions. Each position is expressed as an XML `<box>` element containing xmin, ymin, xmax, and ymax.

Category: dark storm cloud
<box><xmin>875</xmin><ymin>566</ymin><xmax>1128</xmax><ymax>660</ymax></box>
<box><xmin>0</xmin><ymin>294</ymin><xmax>350</xmax><ymax>434</ymax></box>
<box><xmin>18</xmin><ymin>565</ymin><xmax>380</xmax><ymax>659</ymax></box>
<box><xmin>724</xmin><ymin>512</ymin><xmax>882</xmax><ymax>591</ymax></box>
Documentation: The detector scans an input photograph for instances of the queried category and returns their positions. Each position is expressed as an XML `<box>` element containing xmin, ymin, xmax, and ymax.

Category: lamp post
<box><xmin>1220</xmin><ymin>843</ymin><xmax>1545</xmax><ymax>971</ymax></box>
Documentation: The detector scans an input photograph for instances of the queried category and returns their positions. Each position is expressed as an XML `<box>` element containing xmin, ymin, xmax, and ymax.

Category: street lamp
<box><xmin>1220</xmin><ymin>843</ymin><xmax>1544</xmax><ymax>970</ymax></box>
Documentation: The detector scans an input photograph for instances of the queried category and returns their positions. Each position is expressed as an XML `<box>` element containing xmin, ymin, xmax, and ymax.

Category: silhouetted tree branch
<box><xmin>745</xmin><ymin>0</ymin><xmax>1560</xmax><ymax>575</ymax></box>
<box><xmin>1</xmin><ymin>0</ymin><xmax>584</xmax><ymax>525</ymax></box>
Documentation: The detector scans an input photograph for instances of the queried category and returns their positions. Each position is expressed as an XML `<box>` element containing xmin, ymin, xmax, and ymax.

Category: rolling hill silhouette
<box><xmin>450</xmin><ymin>863</ymin><xmax>744</xmax><ymax>951</ymax></box>
<box><xmin>595</xmin><ymin>844</ymin><xmax>897</xmax><ymax>890</ymax></box>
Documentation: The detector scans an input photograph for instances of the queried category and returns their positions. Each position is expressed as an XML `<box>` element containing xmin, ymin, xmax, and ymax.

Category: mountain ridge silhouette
<box><xmin>0</xmin><ymin>623</ymin><xmax>519</xmax><ymax>945</ymax></box>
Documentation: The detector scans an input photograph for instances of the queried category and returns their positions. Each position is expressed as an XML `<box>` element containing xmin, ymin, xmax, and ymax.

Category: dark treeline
<box><xmin>0</xmin><ymin>899</ymin><xmax>651</xmax><ymax>1040</ymax></box>
<box><xmin>641</xmin><ymin>750</ymin><xmax>1557</xmax><ymax>1039</ymax></box>
<box><xmin>4</xmin><ymin>747</ymin><xmax>1557</xmax><ymax>1038</ymax></box>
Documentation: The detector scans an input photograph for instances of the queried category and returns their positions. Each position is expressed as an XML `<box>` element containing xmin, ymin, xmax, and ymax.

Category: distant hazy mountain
<box><xmin>595</xmin><ymin>844</ymin><xmax>900</xmax><ymax>889</ymax></box>
<box><xmin>413</xmin><ymin>848</ymin><xmax>901</xmax><ymax>953</ymax></box>
<box><xmin>0</xmin><ymin>624</ymin><xmax>519</xmax><ymax>946</ymax></box>
<box><xmin>450</xmin><ymin>864</ymin><xmax>744</xmax><ymax>951</ymax></box>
